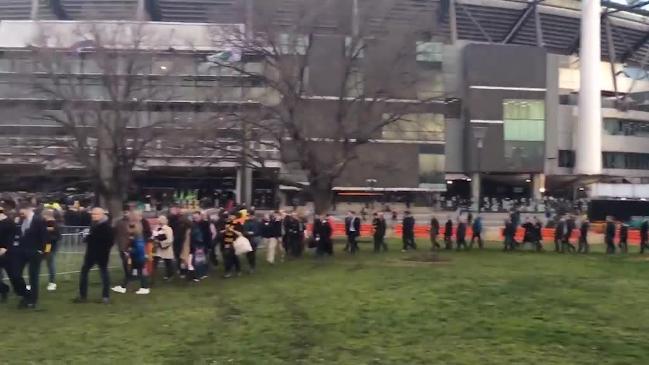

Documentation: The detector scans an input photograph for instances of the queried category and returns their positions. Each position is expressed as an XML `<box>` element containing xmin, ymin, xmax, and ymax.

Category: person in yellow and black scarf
<box><xmin>221</xmin><ymin>214</ymin><xmax>243</xmax><ymax>278</ymax></box>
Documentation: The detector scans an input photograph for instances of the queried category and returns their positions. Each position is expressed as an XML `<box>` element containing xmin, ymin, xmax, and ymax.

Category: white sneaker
<box><xmin>135</xmin><ymin>288</ymin><xmax>150</xmax><ymax>295</ymax></box>
<box><xmin>47</xmin><ymin>283</ymin><xmax>57</xmax><ymax>291</ymax></box>
<box><xmin>111</xmin><ymin>286</ymin><xmax>127</xmax><ymax>294</ymax></box>
<box><xmin>26</xmin><ymin>285</ymin><xmax>31</xmax><ymax>291</ymax></box>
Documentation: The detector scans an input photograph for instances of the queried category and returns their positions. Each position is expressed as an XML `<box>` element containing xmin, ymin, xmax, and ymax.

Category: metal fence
<box><xmin>49</xmin><ymin>226</ymin><xmax>120</xmax><ymax>279</ymax></box>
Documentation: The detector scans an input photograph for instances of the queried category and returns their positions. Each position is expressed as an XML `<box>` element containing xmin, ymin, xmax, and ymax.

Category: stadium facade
<box><xmin>1</xmin><ymin>0</ymin><xmax>649</xmax><ymax>209</ymax></box>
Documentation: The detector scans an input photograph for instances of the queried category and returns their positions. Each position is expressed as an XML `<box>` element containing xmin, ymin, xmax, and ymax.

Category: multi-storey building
<box><xmin>1</xmin><ymin>0</ymin><xmax>649</xmax><ymax>209</ymax></box>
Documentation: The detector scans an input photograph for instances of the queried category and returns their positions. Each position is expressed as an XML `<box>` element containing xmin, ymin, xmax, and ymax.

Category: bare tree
<box><xmin>209</xmin><ymin>0</ymin><xmax>446</xmax><ymax>213</ymax></box>
<box><xmin>27</xmin><ymin>22</ymin><xmax>187</xmax><ymax>218</ymax></box>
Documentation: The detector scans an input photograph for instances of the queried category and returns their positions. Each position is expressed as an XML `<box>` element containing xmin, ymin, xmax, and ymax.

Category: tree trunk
<box><xmin>310</xmin><ymin>180</ymin><xmax>333</xmax><ymax>215</ymax></box>
<box><xmin>99</xmin><ymin>191</ymin><xmax>124</xmax><ymax>224</ymax></box>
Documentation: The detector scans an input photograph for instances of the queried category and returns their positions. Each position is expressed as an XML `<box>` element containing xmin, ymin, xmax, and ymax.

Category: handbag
<box><xmin>233</xmin><ymin>236</ymin><xmax>253</xmax><ymax>255</ymax></box>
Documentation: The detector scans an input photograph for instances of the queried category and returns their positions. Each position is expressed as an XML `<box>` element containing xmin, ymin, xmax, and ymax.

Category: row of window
<box><xmin>558</xmin><ymin>150</ymin><xmax>649</xmax><ymax>170</ymax></box>
<box><xmin>604</xmin><ymin>118</ymin><xmax>649</xmax><ymax>138</ymax></box>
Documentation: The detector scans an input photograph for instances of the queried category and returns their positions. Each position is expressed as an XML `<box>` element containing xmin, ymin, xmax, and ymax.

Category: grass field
<box><xmin>2</xmin><ymin>239</ymin><xmax>649</xmax><ymax>365</ymax></box>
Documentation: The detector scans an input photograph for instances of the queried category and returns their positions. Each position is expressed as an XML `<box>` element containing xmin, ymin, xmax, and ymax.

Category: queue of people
<box><xmin>1</xmin><ymin>201</ymin><xmax>648</xmax><ymax>310</ymax></box>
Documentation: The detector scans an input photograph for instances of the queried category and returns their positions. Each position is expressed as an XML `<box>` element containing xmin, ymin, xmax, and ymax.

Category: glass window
<box><xmin>503</xmin><ymin>99</ymin><xmax>545</xmax><ymax>141</ymax></box>
<box><xmin>382</xmin><ymin>113</ymin><xmax>445</xmax><ymax>141</ymax></box>
<box><xmin>558</xmin><ymin>150</ymin><xmax>575</xmax><ymax>168</ymax></box>
<box><xmin>417</xmin><ymin>67</ymin><xmax>443</xmax><ymax>99</ymax></box>
<box><xmin>419</xmin><ymin>153</ymin><xmax>445</xmax><ymax>185</ymax></box>
<box><xmin>345</xmin><ymin>37</ymin><xmax>365</xmax><ymax>58</ymax></box>
<box><xmin>603</xmin><ymin>152</ymin><xmax>649</xmax><ymax>170</ymax></box>
<box><xmin>604</xmin><ymin>118</ymin><xmax>649</xmax><ymax>137</ymax></box>
<box><xmin>345</xmin><ymin>67</ymin><xmax>363</xmax><ymax>97</ymax></box>
<box><xmin>416</xmin><ymin>42</ymin><xmax>442</xmax><ymax>63</ymax></box>
<box><xmin>278</xmin><ymin>33</ymin><xmax>309</xmax><ymax>55</ymax></box>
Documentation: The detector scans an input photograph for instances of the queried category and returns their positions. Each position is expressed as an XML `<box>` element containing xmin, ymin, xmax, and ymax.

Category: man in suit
<box><xmin>563</xmin><ymin>215</ymin><xmax>576</xmax><ymax>253</ymax></box>
<box><xmin>430</xmin><ymin>216</ymin><xmax>440</xmax><ymax>250</ymax></box>
<box><xmin>456</xmin><ymin>218</ymin><xmax>467</xmax><ymax>251</ymax></box>
<box><xmin>640</xmin><ymin>219</ymin><xmax>649</xmax><ymax>254</ymax></box>
<box><xmin>345</xmin><ymin>211</ymin><xmax>361</xmax><ymax>254</ymax></box>
<box><xmin>0</xmin><ymin>206</ymin><xmax>16</xmax><ymax>303</ymax></box>
<box><xmin>10</xmin><ymin>204</ymin><xmax>48</xmax><ymax>309</ymax></box>
<box><xmin>75</xmin><ymin>207</ymin><xmax>114</xmax><ymax>304</ymax></box>
<box><xmin>444</xmin><ymin>217</ymin><xmax>453</xmax><ymax>250</ymax></box>
<box><xmin>503</xmin><ymin>218</ymin><xmax>516</xmax><ymax>251</ymax></box>
<box><xmin>605</xmin><ymin>216</ymin><xmax>616</xmax><ymax>254</ymax></box>
<box><xmin>619</xmin><ymin>222</ymin><xmax>629</xmax><ymax>254</ymax></box>
<box><xmin>372</xmin><ymin>212</ymin><xmax>387</xmax><ymax>252</ymax></box>
<box><xmin>578</xmin><ymin>219</ymin><xmax>590</xmax><ymax>254</ymax></box>
<box><xmin>401</xmin><ymin>211</ymin><xmax>416</xmax><ymax>251</ymax></box>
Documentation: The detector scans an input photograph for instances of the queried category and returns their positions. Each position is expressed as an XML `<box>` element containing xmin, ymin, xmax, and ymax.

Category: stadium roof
<box><xmin>1</xmin><ymin>0</ymin><xmax>649</xmax><ymax>64</ymax></box>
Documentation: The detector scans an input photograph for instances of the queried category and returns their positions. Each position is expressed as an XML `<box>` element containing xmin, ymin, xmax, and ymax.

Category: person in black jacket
<box><xmin>532</xmin><ymin>216</ymin><xmax>544</xmax><ymax>252</ymax></box>
<box><xmin>168</xmin><ymin>205</ymin><xmax>191</xmax><ymax>275</ymax></box>
<box><xmin>75</xmin><ymin>208</ymin><xmax>114</xmax><ymax>303</ymax></box>
<box><xmin>605</xmin><ymin>216</ymin><xmax>616</xmax><ymax>254</ymax></box>
<box><xmin>578</xmin><ymin>219</ymin><xmax>590</xmax><ymax>254</ymax></box>
<box><xmin>372</xmin><ymin>213</ymin><xmax>387</xmax><ymax>252</ymax></box>
<box><xmin>618</xmin><ymin>222</ymin><xmax>629</xmax><ymax>254</ymax></box>
<box><xmin>503</xmin><ymin>218</ymin><xmax>516</xmax><ymax>251</ymax></box>
<box><xmin>345</xmin><ymin>211</ymin><xmax>361</xmax><ymax>254</ymax></box>
<box><xmin>401</xmin><ymin>211</ymin><xmax>416</xmax><ymax>251</ymax></box>
<box><xmin>430</xmin><ymin>216</ymin><xmax>440</xmax><ymax>250</ymax></box>
<box><xmin>640</xmin><ymin>219</ymin><xmax>649</xmax><ymax>254</ymax></box>
<box><xmin>320</xmin><ymin>214</ymin><xmax>334</xmax><ymax>256</ymax></box>
<box><xmin>444</xmin><ymin>217</ymin><xmax>453</xmax><ymax>250</ymax></box>
<box><xmin>285</xmin><ymin>212</ymin><xmax>304</xmax><ymax>257</ymax></box>
<box><xmin>10</xmin><ymin>205</ymin><xmax>48</xmax><ymax>308</ymax></box>
<box><xmin>43</xmin><ymin>210</ymin><xmax>61</xmax><ymax>292</ymax></box>
<box><xmin>563</xmin><ymin>215</ymin><xmax>576</xmax><ymax>253</ymax></box>
<box><xmin>0</xmin><ymin>207</ymin><xmax>15</xmax><ymax>303</ymax></box>
<box><xmin>456</xmin><ymin>218</ymin><xmax>467</xmax><ymax>251</ymax></box>
<box><xmin>554</xmin><ymin>218</ymin><xmax>565</xmax><ymax>253</ymax></box>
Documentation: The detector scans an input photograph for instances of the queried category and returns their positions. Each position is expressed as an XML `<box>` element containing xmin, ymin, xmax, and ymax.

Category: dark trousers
<box><xmin>402</xmin><ymin>233</ymin><xmax>416</xmax><ymax>250</ymax></box>
<box><xmin>153</xmin><ymin>256</ymin><xmax>174</xmax><ymax>279</ymax></box>
<box><xmin>444</xmin><ymin>236</ymin><xmax>453</xmax><ymax>250</ymax></box>
<box><xmin>374</xmin><ymin>235</ymin><xmax>387</xmax><ymax>252</ymax></box>
<box><xmin>246</xmin><ymin>250</ymin><xmax>256</xmax><ymax>270</ymax></box>
<box><xmin>618</xmin><ymin>240</ymin><xmax>628</xmax><ymax>254</ymax></box>
<box><xmin>79</xmin><ymin>252</ymin><xmax>110</xmax><ymax>299</ymax></box>
<box><xmin>640</xmin><ymin>238</ymin><xmax>648</xmax><ymax>254</ymax></box>
<box><xmin>469</xmin><ymin>233</ymin><xmax>483</xmax><ymax>249</ymax></box>
<box><xmin>456</xmin><ymin>238</ymin><xmax>467</xmax><ymax>250</ymax></box>
<box><xmin>9</xmin><ymin>250</ymin><xmax>42</xmax><ymax>305</ymax></box>
<box><xmin>121</xmin><ymin>254</ymin><xmax>148</xmax><ymax>289</ymax></box>
<box><xmin>173</xmin><ymin>241</ymin><xmax>183</xmax><ymax>270</ymax></box>
<box><xmin>578</xmin><ymin>237</ymin><xmax>589</xmax><ymax>253</ymax></box>
<box><xmin>554</xmin><ymin>238</ymin><xmax>562</xmax><ymax>252</ymax></box>
<box><xmin>562</xmin><ymin>238</ymin><xmax>576</xmax><ymax>253</ymax></box>
<box><xmin>348</xmin><ymin>235</ymin><xmax>359</xmax><ymax>254</ymax></box>
<box><xmin>503</xmin><ymin>236</ymin><xmax>515</xmax><ymax>251</ymax></box>
<box><xmin>0</xmin><ymin>255</ymin><xmax>10</xmax><ymax>296</ymax></box>
<box><xmin>317</xmin><ymin>239</ymin><xmax>333</xmax><ymax>256</ymax></box>
<box><xmin>430</xmin><ymin>234</ymin><xmax>440</xmax><ymax>249</ymax></box>
<box><xmin>605</xmin><ymin>237</ymin><xmax>616</xmax><ymax>254</ymax></box>
<box><xmin>223</xmin><ymin>246</ymin><xmax>241</xmax><ymax>274</ymax></box>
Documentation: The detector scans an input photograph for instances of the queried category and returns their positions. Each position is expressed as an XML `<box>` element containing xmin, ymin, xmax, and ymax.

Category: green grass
<box><xmin>3</xmin><ymin>239</ymin><xmax>649</xmax><ymax>365</ymax></box>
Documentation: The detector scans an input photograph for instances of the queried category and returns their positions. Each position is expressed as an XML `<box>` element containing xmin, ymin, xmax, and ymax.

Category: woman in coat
<box><xmin>152</xmin><ymin>215</ymin><xmax>175</xmax><ymax>280</ymax></box>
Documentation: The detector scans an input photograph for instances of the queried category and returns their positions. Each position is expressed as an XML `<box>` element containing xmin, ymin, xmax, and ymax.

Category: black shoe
<box><xmin>72</xmin><ymin>297</ymin><xmax>88</xmax><ymax>304</ymax></box>
<box><xmin>101</xmin><ymin>297</ymin><xmax>110</xmax><ymax>304</ymax></box>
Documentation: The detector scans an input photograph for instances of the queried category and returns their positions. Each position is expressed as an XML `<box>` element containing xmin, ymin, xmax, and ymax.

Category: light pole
<box><xmin>473</xmin><ymin>126</ymin><xmax>488</xmax><ymax>213</ymax></box>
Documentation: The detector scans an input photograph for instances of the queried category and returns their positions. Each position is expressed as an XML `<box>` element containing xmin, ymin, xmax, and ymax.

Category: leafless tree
<box><xmin>209</xmin><ymin>0</ymin><xmax>446</xmax><ymax>213</ymax></box>
<box><xmin>26</xmin><ymin>22</ymin><xmax>188</xmax><ymax>218</ymax></box>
